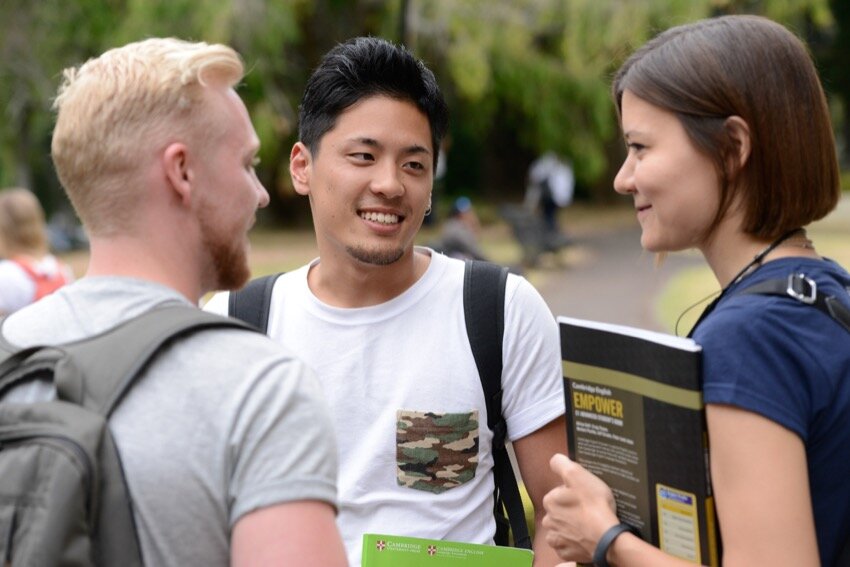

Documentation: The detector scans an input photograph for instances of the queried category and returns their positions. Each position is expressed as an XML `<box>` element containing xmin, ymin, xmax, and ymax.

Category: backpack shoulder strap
<box><xmin>228</xmin><ymin>273</ymin><xmax>283</xmax><ymax>333</ymax></box>
<box><xmin>464</xmin><ymin>260</ymin><xmax>508</xmax><ymax>426</ymax></box>
<box><xmin>739</xmin><ymin>273</ymin><xmax>850</xmax><ymax>333</ymax></box>
<box><xmin>55</xmin><ymin>305</ymin><xmax>259</xmax><ymax>415</ymax></box>
<box><xmin>463</xmin><ymin>259</ymin><xmax>531</xmax><ymax>548</ymax></box>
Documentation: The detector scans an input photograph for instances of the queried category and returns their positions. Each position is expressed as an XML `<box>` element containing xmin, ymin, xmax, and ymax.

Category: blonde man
<box><xmin>0</xmin><ymin>187</ymin><xmax>74</xmax><ymax>314</ymax></box>
<box><xmin>1</xmin><ymin>38</ymin><xmax>347</xmax><ymax>566</ymax></box>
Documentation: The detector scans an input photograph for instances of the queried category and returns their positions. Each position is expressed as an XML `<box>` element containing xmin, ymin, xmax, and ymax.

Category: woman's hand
<box><xmin>541</xmin><ymin>454</ymin><xmax>620</xmax><ymax>562</ymax></box>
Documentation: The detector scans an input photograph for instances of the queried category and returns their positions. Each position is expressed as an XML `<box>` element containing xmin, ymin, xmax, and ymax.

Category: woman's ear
<box><xmin>289</xmin><ymin>142</ymin><xmax>312</xmax><ymax>196</ymax></box>
<box><xmin>724</xmin><ymin>116</ymin><xmax>751</xmax><ymax>178</ymax></box>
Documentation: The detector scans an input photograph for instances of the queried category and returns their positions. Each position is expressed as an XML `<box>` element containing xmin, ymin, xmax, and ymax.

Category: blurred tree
<box><xmin>407</xmin><ymin>0</ymin><xmax>832</xmax><ymax>203</ymax></box>
<box><xmin>821</xmin><ymin>0</ymin><xmax>850</xmax><ymax>166</ymax></box>
<box><xmin>0</xmin><ymin>0</ymin><xmax>841</xmax><ymax>227</ymax></box>
<box><xmin>0</xmin><ymin>0</ymin><xmax>123</xmax><ymax>212</ymax></box>
<box><xmin>404</xmin><ymin>0</ymin><xmax>713</xmax><ymax>203</ymax></box>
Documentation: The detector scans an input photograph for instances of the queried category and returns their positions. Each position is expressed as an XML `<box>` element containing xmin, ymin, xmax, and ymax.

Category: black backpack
<box><xmin>0</xmin><ymin>305</ymin><xmax>256</xmax><ymax>566</ymax></box>
<box><xmin>228</xmin><ymin>259</ymin><xmax>532</xmax><ymax>549</ymax></box>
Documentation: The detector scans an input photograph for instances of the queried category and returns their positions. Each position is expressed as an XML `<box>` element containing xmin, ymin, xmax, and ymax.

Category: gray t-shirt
<box><xmin>2</xmin><ymin>277</ymin><xmax>338</xmax><ymax>566</ymax></box>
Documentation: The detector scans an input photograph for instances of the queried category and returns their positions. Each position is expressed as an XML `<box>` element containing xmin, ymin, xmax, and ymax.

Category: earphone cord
<box><xmin>674</xmin><ymin>289</ymin><xmax>721</xmax><ymax>337</ymax></box>
<box><xmin>674</xmin><ymin>227</ymin><xmax>804</xmax><ymax>337</ymax></box>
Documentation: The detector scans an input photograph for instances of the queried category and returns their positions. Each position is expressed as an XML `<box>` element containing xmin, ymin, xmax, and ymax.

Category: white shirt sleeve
<box><xmin>501</xmin><ymin>274</ymin><xmax>565</xmax><ymax>440</ymax></box>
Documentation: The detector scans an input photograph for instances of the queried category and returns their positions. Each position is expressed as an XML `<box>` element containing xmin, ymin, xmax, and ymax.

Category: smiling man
<box><xmin>205</xmin><ymin>36</ymin><xmax>566</xmax><ymax>567</ymax></box>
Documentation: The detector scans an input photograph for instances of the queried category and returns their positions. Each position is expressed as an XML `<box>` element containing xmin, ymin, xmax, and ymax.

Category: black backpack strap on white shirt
<box><xmin>228</xmin><ymin>273</ymin><xmax>283</xmax><ymax>333</ymax></box>
<box><xmin>739</xmin><ymin>272</ymin><xmax>850</xmax><ymax>334</ymax></box>
<box><xmin>463</xmin><ymin>259</ymin><xmax>531</xmax><ymax>549</ymax></box>
<box><xmin>228</xmin><ymin>263</ymin><xmax>530</xmax><ymax>547</ymax></box>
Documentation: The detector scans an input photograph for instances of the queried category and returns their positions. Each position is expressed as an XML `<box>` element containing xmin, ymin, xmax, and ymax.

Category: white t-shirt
<box><xmin>2</xmin><ymin>277</ymin><xmax>338</xmax><ymax>566</ymax></box>
<box><xmin>206</xmin><ymin>249</ymin><xmax>564</xmax><ymax>565</ymax></box>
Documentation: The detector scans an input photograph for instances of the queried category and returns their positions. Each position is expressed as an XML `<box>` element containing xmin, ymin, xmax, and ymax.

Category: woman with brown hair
<box><xmin>542</xmin><ymin>15</ymin><xmax>849</xmax><ymax>567</ymax></box>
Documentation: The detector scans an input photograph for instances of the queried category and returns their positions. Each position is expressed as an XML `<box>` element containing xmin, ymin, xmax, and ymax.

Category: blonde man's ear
<box><xmin>162</xmin><ymin>143</ymin><xmax>194</xmax><ymax>206</ymax></box>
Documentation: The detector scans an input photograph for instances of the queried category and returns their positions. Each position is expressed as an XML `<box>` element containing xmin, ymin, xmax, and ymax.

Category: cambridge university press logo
<box><xmin>375</xmin><ymin>540</ymin><xmax>386</xmax><ymax>551</ymax></box>
<box><xmin>427</xmin><ymin>545</ymin><xmax>437</xmax><ymax>556</ymax></box>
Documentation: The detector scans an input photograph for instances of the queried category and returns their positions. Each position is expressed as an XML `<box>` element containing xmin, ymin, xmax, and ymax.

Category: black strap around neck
<box><xmin>687</xmin><ymin>229</ymin><xmax>805</xmax><ymax>338</ymax></box>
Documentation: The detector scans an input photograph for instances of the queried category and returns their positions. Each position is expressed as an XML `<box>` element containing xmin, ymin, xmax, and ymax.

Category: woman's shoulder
<box><xmin>696</xmin><ymin>258</ymin><xmax>848</xmax><ymax>344</ymax></box>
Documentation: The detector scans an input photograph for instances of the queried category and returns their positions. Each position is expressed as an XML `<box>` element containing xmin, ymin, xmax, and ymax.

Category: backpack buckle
<box><xmin>787</xmin><ymin>273</ymin><xmax>817</xmax><ymax>305</ymax></box>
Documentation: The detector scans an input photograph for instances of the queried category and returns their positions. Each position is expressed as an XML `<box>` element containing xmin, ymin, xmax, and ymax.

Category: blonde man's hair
<box><xmin>51</xmin><ymin>38</ymin><xmax>245</xmax><ymax>236</ymax></box>
<box><xmin>0</xmin><ymin>188</ymin><xmax>49</xmax><ymax>256</ymax></box>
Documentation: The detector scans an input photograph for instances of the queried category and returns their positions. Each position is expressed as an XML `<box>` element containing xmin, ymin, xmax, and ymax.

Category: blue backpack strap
<box><xmin>739</xmin><ymin>273</ymin><xmax>850</xmax><ymax>333</ymax></box>
<box><xmin>227</xmin><ymin>273</ymin><xmax>283</xmax><ymax>333</ymax></box>
<box><xmin>463</xmin><ymin>259</ymin><xmax>531</xmax><ymax>549</ymax></box>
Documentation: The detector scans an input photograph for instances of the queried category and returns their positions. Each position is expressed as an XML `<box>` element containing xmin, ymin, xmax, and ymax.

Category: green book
<box><xmin>361</xmin><ymin>534</ymin><xmax>533</xmax><ymax>566</ymax></box>
<box><xmin>559</xmin><ymin>316</ymin><xmax>720</xmax><ymax>566</ymax></box>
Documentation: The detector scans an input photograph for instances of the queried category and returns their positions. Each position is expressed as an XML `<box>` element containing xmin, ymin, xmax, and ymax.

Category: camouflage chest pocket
<box><xmin>396</xmin><ymin>409</ymin><xmax>479</xmax><ymax>494</ymax></box>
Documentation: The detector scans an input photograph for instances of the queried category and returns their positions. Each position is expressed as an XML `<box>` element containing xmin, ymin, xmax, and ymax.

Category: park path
<box><xmin>532</xmin><ymin>224</ymin><xmax>703</xmax><ymax>332</ymax></box>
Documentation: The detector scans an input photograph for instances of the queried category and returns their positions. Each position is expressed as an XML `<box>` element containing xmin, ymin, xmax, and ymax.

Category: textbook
<box><xmin>559</xmin><ymin>316</ymin><xmax>720</xmax><ymax>566</ymax></box>
<box><xmin>361</xmin><ymin>533</ymin><xmax>533</xmax><ymax>566</ymax></box>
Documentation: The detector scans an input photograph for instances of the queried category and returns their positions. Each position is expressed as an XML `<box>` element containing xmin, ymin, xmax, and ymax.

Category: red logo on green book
<box><xmin>376</xmin><ymin>540</ymin><xmax>386</xmax><ymax>551</ymax></box>
<box><xmin>427</xmin><ymin>545</ymin><xmax>437</xmax><ymax>556</ymax></box>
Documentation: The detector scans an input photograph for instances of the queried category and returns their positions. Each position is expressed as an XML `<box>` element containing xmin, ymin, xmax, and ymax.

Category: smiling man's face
<box><xmin>291</xmin><ymin>95</ymin><xmax>434</xmax><ymax>267</ymax></box>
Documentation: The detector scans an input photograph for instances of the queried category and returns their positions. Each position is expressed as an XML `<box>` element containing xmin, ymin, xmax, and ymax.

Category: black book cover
<box><xmin>559</xmin><ymin>316</ymin><xmax>720</xmax><ymax>566</ymax></box>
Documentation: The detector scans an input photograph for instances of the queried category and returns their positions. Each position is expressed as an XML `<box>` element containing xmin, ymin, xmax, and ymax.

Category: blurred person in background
<box><xmin>0</xmin><ymin>187</ymin><xmax>74</xmax><ymax>315</ymax></box>
<box><xmin>430</xmin><ymin>196</ymin><xmax>489</xmax><ymax>261</ymax></box>
<box><xmin>525</xmin><ymin>151</ymin><xmax>574</xmax><ymax>248</ymax></box>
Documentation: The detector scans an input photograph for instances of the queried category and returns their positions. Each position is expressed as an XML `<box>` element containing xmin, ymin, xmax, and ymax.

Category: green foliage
<box><xmin>406</xmin><ymin>0</ymin><xmax>719</xmax><ymax>198</ymax></box>
<box><xmin>0</xmin><ymin>0</ymin><xmax>844</xmax><ymax>223</ymax></box>
<box><xmin>0</xmin><ymin>0</ymin><xmax>124</xmax><ymax>206</ymax></box>
<box><xmin>715</xmin><ymin>0</ymin><xmax>832</xmax><ymax>26</ymax></box>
